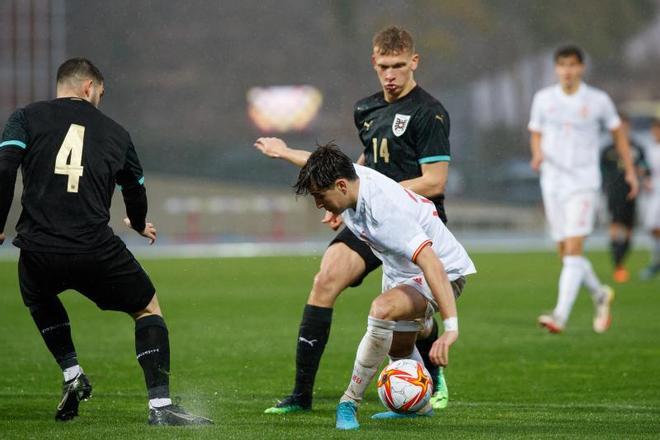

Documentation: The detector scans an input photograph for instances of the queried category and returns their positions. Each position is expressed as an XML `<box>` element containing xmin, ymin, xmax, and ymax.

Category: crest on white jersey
<box><xmin>392</xmin><ymin>114</ymin><xmax>411</xmax><ymax>137</ymax></box>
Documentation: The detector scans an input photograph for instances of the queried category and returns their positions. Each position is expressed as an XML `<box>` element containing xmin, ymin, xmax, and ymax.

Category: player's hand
<box><xmin>530</xmin><ymin>153</ymin><xmax>543</xmax><ymax>172</ymax></box>
<box><xmin>625</xmin><ymin>171</ymin><xmax>639</xmax><ymax>200</ymax></box>
<box><xmin>0</xmin><ymin>232</ymin><xmax>5</xmax><ymax>245</ymax></box>
<box><xmin>254</xmin><ymin>137</ymin><xmax>289</xmax><ymax>159</ymax></box>
<box><xmin>321</xmin><ymin>210</ymin><xmax>343</xmax><ymax>230</ymax></box>
<box><xmin>429</xmin><ymin>330</ymin><xmax>458</xmax><ymax>367</ymax></box>
<box><xmin>123</xmin><ymin>217</ymin><xmax>157</xmax><ymax>245</ymax></box>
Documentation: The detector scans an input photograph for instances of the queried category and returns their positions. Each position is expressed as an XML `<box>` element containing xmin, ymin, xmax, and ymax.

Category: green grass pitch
<box><xmin>0</xmin><ymin>251</ymin><xmax>659</xmax><ymax>439</ymax></box>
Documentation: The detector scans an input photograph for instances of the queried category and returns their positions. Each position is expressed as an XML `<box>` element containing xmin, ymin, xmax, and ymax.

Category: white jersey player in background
<box><xmin>254</xmin><ymin>138</ymin><xmax>475</xmax><ymax>430</ymax></box>
<box><xmin>640</xmin><ymin>119</ymin><xmax>660</xmax><ymax>280</ymax></box>
<box><xmin>528</xmin><ymin>45</ymin><xmax>639</xmax><ymax>334</ymax></box>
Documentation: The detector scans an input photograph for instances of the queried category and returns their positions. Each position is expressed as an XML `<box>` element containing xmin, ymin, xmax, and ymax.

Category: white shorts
<box><xmin>644</xmin><ymin>191</ymin><xmax>660</xmax><ymax>230</ymax></box>
<box><xmin>541</xmin><ymin>188</ymin><xmax>598</xmax><ymax>242</ymax></box>
<box><xmin>382</xmin><ymin>274</ymin><xmax>465</xmax><ymax>332</ymax></box>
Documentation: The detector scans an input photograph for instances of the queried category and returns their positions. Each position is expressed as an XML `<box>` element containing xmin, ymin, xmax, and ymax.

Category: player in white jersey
<box><xmin>640</xmin><ymin>119</ymin><xmax>660</xmax><ymax>280</ymax></box>
<box><xmin>254</xmin><ymin>138</ymin><xmax>475</xmax><ymax>430</ymax></box>
<box><xmin>528</xmin><ymin>45</ymin><xmax>639</xmax><ymax>334</ymax></box>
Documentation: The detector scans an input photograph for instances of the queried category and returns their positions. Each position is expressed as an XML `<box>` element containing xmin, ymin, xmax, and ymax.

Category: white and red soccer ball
<box><xmin>377</xmin><ymin>359</ymin><xmax>433</xmax><ymax>413</ymax></box>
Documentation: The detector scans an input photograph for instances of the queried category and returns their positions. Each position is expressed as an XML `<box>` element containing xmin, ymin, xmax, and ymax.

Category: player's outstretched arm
<box><xmin>123</xmin><ymin>217</ymin><xmax>157</xmax><ymax>245</ymax></box>
<box><xmin>254</xmin><ymin>137</ymin><xmax>310</xmax><ymax>167</ymax></box>
<box><xmin>414</xmin><ymin>244</ymin><xmax>458</xmax><ymax>367</ymax></box>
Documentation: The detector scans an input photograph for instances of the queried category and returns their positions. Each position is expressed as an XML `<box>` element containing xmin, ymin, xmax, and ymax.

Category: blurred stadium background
<box><xmin>2</xmin><ymin>0</ymin><xmax>660</xmax><ymax>255</ymax></box>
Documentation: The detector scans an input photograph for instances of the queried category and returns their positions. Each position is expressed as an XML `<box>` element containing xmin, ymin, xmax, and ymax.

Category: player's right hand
<box><xmin>530</xmin><ymin>153</ymin><xmax>543</xmax><ymax>172</ymax></box>
<box><xmin>254</xmin><ymin>137</ymin><xmax>289</xmax><ymax>159</ymax></box>
<box><xmin>321</xmin><ymin>210</ymin><xmax>343</xmax><ymax>230</ymax></box>
<box><xmin>0</xmin><ymin>232</ymin><xmax>5</xmax><ymax>245</ymax></box>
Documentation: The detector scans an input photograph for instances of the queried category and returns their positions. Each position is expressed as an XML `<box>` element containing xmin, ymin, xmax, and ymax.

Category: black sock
<box><xmin>415</xmin><ymin>318</ymin><xmax>439</xmax><ymax>393</ymax></box>
<box><xmin>611</xmin><ymin>238</ymin><xmax>630</xmax><ymax>267</ymax></box>
<box><xmin>135</xmin><ymin>315</ymin><xmax>170</xmax><ymax>400</ymax></box>
<box><xmin>292</xmin><ymin>304</ymin><xmax>333</xmax><ymax>405</ymax></box>
<box><xmin>29</xmin><ymin>298</ymin><xmax>78</xmax><ymax>371</ymax></box>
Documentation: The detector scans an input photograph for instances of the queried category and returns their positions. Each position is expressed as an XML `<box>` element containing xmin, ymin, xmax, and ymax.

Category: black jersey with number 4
<box><xmin>0</xmin><ymin>98</ymin><xmax>146</xmax><ymax>253</ymax></box>
<box><xmin>354</xmin><ymin>85</ymin><xmax>450</xmax><ymax>211</ymax></box>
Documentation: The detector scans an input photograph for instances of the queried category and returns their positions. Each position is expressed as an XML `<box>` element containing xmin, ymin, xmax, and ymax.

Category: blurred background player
<box><xmin>257</xmin><ymin>26</ymin><xmax>454</xmax><ymax>413</ymax></box>
<box><xmin>640</xmin><ymin>118</ymin><xmax>660</xmax><ymax>280</ymax></box>
<box><xmin>600</xmin><ymin>115</ymin><xmax>650</xmax><ymax>283</ymax></box>
<box><xmin>0</xmin><ymin>58</ymin><xmax>212</xmax><ymax>425</ymax></box>
<box><xmin>265</xmin><ymin>142</ymin><xmax>474</xmax><ymax>430</ymax></box>
<box><xmin>528</xmin><ymin>45</ymin><xmax>639</xmax><ymax>334</ymax></box>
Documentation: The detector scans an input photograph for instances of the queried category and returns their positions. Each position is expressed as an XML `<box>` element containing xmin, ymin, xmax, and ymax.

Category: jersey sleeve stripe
<box><xmin>412</xmin><ymin>239</ymin><xmax>433</xmax><ymax>263</ymax></box>
<box><xmin>117</xmin><ymin>176</ymin><xmax>145</xmax><ymax>191</ymax></box>
<box><xmin>418</xmin><ymin>155</ymin><xmax>450</xmax><ymax>164</ymax></box>
<box><xmin>0</xmin><ymin>140</ymin><xmax>27</xmax><ymax>149</ymax></box>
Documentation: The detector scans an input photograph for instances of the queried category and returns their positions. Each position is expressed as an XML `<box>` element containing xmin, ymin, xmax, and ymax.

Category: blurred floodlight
<box><xmin>247</xmin><ymin>85</ymin><xmax>323</xmax><ymax>133</ymax></box>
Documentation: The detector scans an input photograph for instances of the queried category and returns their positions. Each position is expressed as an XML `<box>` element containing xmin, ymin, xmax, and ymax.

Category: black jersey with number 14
<box><xmin>354</xmin><ymin>85</ymin><xmax>450</xmax><ymax>190</ymax></box>
<box><xmin>0</xmin><ymin>98</ymin><xmax>146</xmax><ymax>253</ymax></box>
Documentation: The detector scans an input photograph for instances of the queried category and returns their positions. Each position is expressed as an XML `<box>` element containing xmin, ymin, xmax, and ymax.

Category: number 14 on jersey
<box><xmin>55</xmin><ymin>124</ymin><xmax>85</xmax><ymax>193</ymax></box>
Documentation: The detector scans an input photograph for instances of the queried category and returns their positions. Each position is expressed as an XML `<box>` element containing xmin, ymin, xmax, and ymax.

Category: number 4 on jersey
<box><xmin>55</xmin><ymin>124</ymin><xmax>85</xmax><ymax>193</ymax></box>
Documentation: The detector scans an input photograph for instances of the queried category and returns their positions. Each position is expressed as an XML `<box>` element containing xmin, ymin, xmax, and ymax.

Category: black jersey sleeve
<box><xmin>411</xmin><ymin>105</ymin><xmax>451</xmax><ymax>164</ymax></box>
<box><xmin>115</xmin><ymin>137</ymin><xmax>147</xmax><ymax>232</ymax></box>
<box><xmin>0</xmin><ymin>110</ymin><xmax>28</xmax><ymax>232</ymax></box>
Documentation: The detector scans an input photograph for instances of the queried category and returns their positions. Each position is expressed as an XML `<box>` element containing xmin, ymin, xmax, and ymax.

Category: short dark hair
<box><xmin>56</xmin><ymin>57</ymin><xmax>104</xmax><ymax>84</ymax></box>
<box><xmin>652</xmin><ymin>118</ymin><xmax>660</xmax><ymax>128</ymax></box>
<box><xmin>554</xmin><ymin>45</ymin><xmax>584</xmax><ymax>63</ymax></box>
<box><xmin>372</xmin><ymin>26</ymin><xmax>415</xmax><ymax>55</ymax></box>
<box><xmin>294</xmin><ymin>143</ymin><xmax>357</xmax><ymax>196</ymax></box>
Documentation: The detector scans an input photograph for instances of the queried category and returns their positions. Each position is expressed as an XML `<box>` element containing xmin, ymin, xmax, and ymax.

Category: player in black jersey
<box><xmin>256</xmin><ymin>26</ymin><xmax>454</xmax><ymax>414</ymax></box>
<box><xmin>600</xmin><ymin>116</ymin><xmax>650</xmax><ymax>283</ymax></box>
<box><xmin>0</xmin><ymin>58</ymin><xmax>211</xmax><ymax>426</ymax></box>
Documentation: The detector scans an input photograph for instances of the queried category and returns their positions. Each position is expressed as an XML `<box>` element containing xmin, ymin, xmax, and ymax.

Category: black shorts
<box><xmin>329</xmin><ymin>227</ymin><xmax>382</xmax><ymax>287</ymax></box>
<box><xmin>18</xmin><ymin>236</ymin><xmax>155</xmax><ymax>313</ymax></box>
<box><xmin>607</xmin><ymin>193</ymin><xmax>636</xmax><ymax>227</ymax></box>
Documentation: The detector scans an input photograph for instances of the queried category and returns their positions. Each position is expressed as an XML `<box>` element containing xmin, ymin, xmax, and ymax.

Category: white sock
<box><xmin>554</xmin><ymin>256</ymin><xmax>584</xmax><ymax>326</ymax></box>
<box><xmin>341</xmin><ymin>316</ymin><xmax>395</xmax><ymax>404</ymax></box>
<box><xmin>149</xmin><ymin>398</ymin><xmax>172</xmax><ymax>409</ymax></box>
<box><xmin>579</xmin><ymin>256</ymin><xmax>605</xmax><ymax>302</ymax></box>
<box><xmin>63</xmin><ymin>365</ymin><xmax>82</xmax><ymax>382</ymax></box>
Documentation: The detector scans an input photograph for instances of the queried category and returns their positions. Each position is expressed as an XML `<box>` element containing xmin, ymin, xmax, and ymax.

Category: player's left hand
<box><xmin>625</xmin><ymin>172</ymin><xmax>639</xmax><ymax>200</ymax></box>
<box><xmin>429</xmin><ymin>330</ymin><xmax>458</xmax><ymax>367</ymax></box>
<box><xmin>0</xmin><ymin>232</ymin><xmax>5</xmax><ymax>245</ymax></box>
<box><xmin>123</xmin><ymin>217</ymin><xmax>157</xmax><ymax>245</ymax></box>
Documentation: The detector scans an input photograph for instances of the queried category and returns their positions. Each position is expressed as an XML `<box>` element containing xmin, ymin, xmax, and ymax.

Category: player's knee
<box><xmin>310</xmin><ymin>270</ymin><xmax>344</xmax><ymax>304</ymax></box>
<box><xmin>131</xmin><ymin>293</ymin><xmax>162</xmax><ymax>320</ymax></box>
<box><xmin>369</xmin><ymin>298</ymin><xmax>395</xmax><ymax>320</ymax></box>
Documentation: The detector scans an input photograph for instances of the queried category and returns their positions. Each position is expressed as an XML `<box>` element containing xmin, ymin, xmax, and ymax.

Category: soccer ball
<box><xmin>377</xmin><ymin>359</ymin><xmax>433</xmax><ymax>413</ymax></box>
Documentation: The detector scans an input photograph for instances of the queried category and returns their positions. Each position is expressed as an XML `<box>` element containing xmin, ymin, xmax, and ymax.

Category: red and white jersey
<box><xmin>528</xmin><ymin>82</ymin><xmax>620</xmax><ymax>194</ymax></box>
<box><xmin>342</xmin><ymin>164</ymin><xmax>476</xmax><ymax>282</ymax></box>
